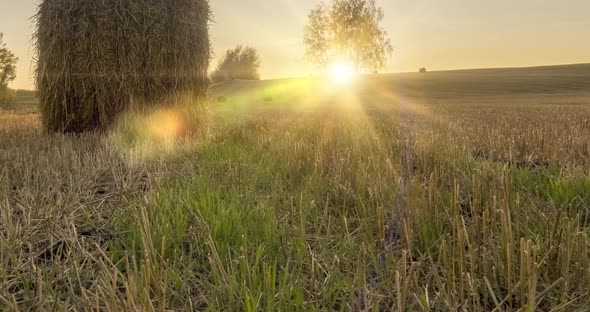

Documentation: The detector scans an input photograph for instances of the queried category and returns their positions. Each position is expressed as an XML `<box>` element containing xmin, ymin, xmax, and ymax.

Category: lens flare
<box><xmin>329</xmin><ymin>61</ymin><xmax>356</xmax><ymax>85</ymax></box>
<box><xmin>151</xmin><ymin>111</ymin><xmax>185</xmax><ymax>140</ymax></box>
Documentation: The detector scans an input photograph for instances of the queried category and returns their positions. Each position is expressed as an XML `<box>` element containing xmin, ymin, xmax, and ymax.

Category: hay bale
<box><xmin>35</xmin><ymin>0</ymin><xmax>211</xmax><ymax>133</ymax></box>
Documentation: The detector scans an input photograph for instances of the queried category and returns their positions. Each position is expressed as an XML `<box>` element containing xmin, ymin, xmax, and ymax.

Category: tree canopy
<box><xmin>211</xmin><ymin>45</ymin><xmax>261</xmax><ymax>82</ymax></box>
<box><xmin>304</xmin><ymin>0</ymin><xmax>393</xmax><ymax>73</ymax></box>
<box><xmin>0</xmin><ymin>33</ymin><xmax>18</xmax><ymax>90</ymax></box>
<box><xmin>0</xmin><ymin>33</ymin><xmax>18</xmax><ymax>104</ymax></box>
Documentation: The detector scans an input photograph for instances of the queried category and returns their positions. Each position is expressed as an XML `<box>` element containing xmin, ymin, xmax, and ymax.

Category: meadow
<box><xmin>1</xmin><ymin>64</ymin><xmax>589</xmax><ymax>311</ymax></box>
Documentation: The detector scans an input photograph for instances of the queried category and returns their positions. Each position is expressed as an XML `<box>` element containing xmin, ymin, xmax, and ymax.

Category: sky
<box><xmin>1</xmin><ymin>0</ymin><xmax>590</xmax><ymax>90</ymax></box>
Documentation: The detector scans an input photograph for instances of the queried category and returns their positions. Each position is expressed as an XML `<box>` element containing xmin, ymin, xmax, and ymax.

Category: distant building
<box><xmin>419</xmin><ymin>67</ymin><xmax>427</xmax><ymax>73</ymax></box>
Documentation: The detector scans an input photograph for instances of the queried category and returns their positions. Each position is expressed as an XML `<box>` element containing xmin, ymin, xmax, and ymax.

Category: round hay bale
<box><xmin>35</xmin><ymin>0</ymin><xmax>211</xmax><ymax>133</ymax></box>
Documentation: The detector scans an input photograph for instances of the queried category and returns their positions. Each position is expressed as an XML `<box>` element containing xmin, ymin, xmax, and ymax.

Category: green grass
<box><xmin>1</xmin><ymin>64</ymin><xmax>590</xmax><ymax>311</ymax></box>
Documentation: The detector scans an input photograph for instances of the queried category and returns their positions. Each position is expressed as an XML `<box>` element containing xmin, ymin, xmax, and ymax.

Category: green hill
<box><xmin>213</xmin><ymin>63</ymin><xmax>590</xmax><ymax>108</ymax></box>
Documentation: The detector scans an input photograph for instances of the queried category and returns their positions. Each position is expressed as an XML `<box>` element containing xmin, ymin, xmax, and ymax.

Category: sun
<box><xmin>329</xmin><ymin>61</ymin><xmax>356</xmax><ymax>85</ymax></box>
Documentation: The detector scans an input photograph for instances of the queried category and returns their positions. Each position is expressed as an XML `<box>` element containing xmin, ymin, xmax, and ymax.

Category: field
<box><xmin>0</xmin><ymin>90</ymin><xmax>38</xmax><ymax>113</ymax></box>
<box><xmin>1</xmin><ymin>64</ymin><xmax>590</xmax><ymax>311</ymax></box>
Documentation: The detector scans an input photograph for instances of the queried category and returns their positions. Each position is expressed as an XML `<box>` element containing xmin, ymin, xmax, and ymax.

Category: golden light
<box><xmin>329</xmin><ymin>61</ymin><xmax>356</xmax><ymax>85</ymax></box>
<box><xmin>150</xmin><ymin>111</ymin><xmax>185</xmax><ymax>140</ymax></box>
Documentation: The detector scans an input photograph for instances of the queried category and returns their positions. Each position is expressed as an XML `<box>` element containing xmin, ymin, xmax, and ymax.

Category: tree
<box><xmin>304</xmin><ymin>0</ymin><xmax>393</xmax><ymax>73</ymax></box>
<box><xmin>211</xmin><ymin>45</ymin><xmax>261</xmax><ymax>82</ymax></box>
<box><xmin>0</xmin><ymin>33</ymin><xmax>18</xmax><ymax>91</ymax></box>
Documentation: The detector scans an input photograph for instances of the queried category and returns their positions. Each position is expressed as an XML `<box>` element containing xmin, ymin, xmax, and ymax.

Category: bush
<box><xmin>211</xmin><ymin>45</ymin><xmax>261</xmax><ymax>82</ymax></box>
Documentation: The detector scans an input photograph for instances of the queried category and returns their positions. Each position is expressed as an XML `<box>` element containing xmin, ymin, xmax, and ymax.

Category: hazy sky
<box><xmin>2</xmin><ymin>0</ymin><xmax>590</xmax><ymax>90</ymax></box>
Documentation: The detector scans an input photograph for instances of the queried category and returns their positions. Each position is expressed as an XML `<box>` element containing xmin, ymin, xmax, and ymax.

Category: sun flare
<box><xmin>150</xmin><ymin>111</ymin><xmax>185</xmax><ymax>140</ymax></box>
<box><xmin>329</xmin><ymin>61</ymin><xmax>356</xmax><ymax>85</ymax></box>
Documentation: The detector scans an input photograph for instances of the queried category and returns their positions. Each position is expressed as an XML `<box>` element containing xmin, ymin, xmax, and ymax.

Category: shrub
<box><xmin>211</xmin><ymin>45</ymin><xmax>261</xmax><ymax>82</ymax></box>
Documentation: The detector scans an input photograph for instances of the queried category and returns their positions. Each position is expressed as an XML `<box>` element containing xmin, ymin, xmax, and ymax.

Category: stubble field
<box><xmin>1</xmin><ymin>64</ymin><xmax>589</xmax><ymax>311</ymax></box>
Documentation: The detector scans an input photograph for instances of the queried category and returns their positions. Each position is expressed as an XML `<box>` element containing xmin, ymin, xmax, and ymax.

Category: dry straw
<box><xmin>35</xmin><ymin>0</ymin><xmax>211</xmax><ymax>133</ymax></box>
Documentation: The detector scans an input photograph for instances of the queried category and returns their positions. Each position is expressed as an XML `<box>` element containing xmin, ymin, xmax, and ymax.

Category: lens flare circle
<box><xmin>150</xmin><ymin>111</ymin><xmax>185</xmax><ymax>140</ymax></box>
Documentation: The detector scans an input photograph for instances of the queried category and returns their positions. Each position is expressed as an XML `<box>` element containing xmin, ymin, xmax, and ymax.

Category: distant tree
<box><xmin>419</xmin><ymin>67</ymin><xmax>427</xmax><ymax>73</ymax></box>
<box><xmin>211</xmin><ymin>45</ymin><xmax>261</xmax><ymax>82</ymax></box>
<box><xmin>0</xmin><ymin>33</ymin><xmax>18</xmax><ymax>103</ymax></box>
<box><xmin>304</xmin><ymin>0</ymin><xmax>393</xmax><ymax>73</ymax></box>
